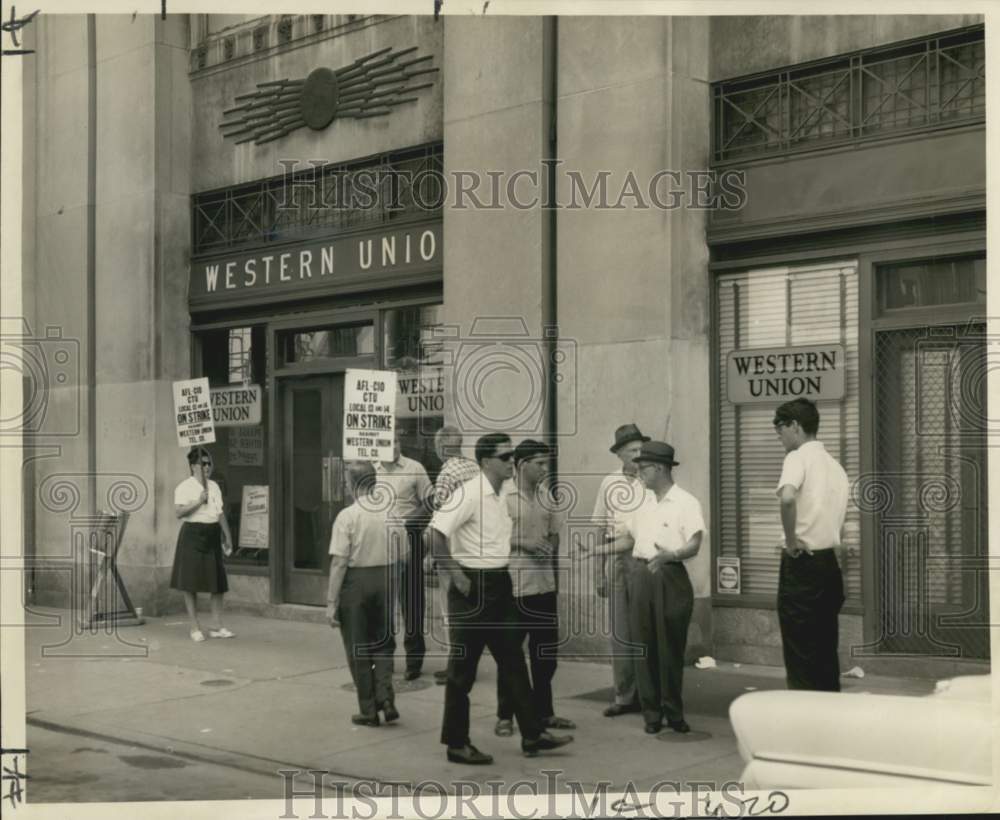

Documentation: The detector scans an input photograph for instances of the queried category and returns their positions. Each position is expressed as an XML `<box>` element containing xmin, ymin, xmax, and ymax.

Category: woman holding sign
<box><xmin>171</xmin><ymin>447</ymin><xmax>235</xmax><ymax>642</ymax></box>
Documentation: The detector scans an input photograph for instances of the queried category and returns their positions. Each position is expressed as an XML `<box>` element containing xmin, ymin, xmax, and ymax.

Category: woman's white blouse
<box><xmin>175</xmin><ymin>477</ymin><xmax>224</xmax><ymax>524</ymax></box>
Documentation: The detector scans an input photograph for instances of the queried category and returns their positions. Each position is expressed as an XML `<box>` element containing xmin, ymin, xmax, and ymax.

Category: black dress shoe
<box><xmin>522</xmin><ymin>731</ymin><xmax>574</xmax><ymax>757</ymax></box>
<box><xmin>447</xmin><ymin>744</ymin><xmax>494</xmax><ymax>765</ymax></box>
<box><xmin>644</xmin><ymin>722</ymin><xmax>662</xmax><ymax>735</ymax></box>
<box><xmin>380</xmin><ymin>701</ymin><xmax>400</xmax><ymax>723</ymax></box>
<box><xmin>404</xmin><ymin>669</ymin><xmax>422</xmax><ymax>682</ymax></box>
<box><xmin>667</xmin><ymin>719</ymin><xmax>691</xmax><ymax>734</ymax></box>
<box><xmin>603</xmin><ymin>702</ymin><xmax>641</xmax><ymax>717</ymax></box>
<box><xmin>351</xmin><ymin>713</ymin><xmax>380</xmax><ymax>727</ymax></box>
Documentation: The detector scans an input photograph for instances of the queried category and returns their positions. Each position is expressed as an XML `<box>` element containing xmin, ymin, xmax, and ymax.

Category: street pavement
<box><xmin>21</xmin><ymin>607</ymin><xmax>935</xmax><ymax>805</ymax></box>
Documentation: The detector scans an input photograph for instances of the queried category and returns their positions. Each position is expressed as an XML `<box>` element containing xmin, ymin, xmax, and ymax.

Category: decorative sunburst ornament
<box><xmin>220</xmin><ymin>46</ymin><xmax>439</xmax><ymax>145</ymax></box>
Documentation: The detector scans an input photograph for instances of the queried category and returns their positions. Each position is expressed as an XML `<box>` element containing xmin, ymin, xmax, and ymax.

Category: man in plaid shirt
<box><xmin>427</xmin><ymin>425</ymin><xmax>480</xmax><ymax>684</ymax></box>
<box><xmin>434</xmin><ymin>426</ymin><xmax>481</xmax><ymax>509</ymax></box>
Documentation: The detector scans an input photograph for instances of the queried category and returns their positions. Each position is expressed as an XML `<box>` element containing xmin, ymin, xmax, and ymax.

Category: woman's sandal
<box><xmin>208</xmin><ymin>627</ymin><xmax>235</xmax><ymax>639</ymax></box>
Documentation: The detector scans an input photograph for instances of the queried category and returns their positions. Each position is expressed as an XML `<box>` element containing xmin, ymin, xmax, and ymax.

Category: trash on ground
<box><xmin>694</xmin><ymin>656</ymin><xmax>717</xmax><ymax>669</ymax></box>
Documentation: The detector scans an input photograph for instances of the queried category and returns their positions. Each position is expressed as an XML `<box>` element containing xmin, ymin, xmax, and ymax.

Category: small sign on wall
<box><xmin>727</xmin><ymin>344</ymin><xmax>845</xmax><ymax>404</ymax></box>
<box><xmin>229</xmin><ymin>426</ymin><xmax>264</xmax><ymax>466</ymax></box>
<box><xmin>396</xmin><ymin>366</ymin><xmax>446</xmax><ymax>418</ymax></box>
<box><xmin>343</xmin><ymin>369</ymin><xmax>397</xmax><ymax>461</ymax></box>
<box><xmin>210</xmin><ymin>384</ymin><xmax>262</xmax><ymax>427</ymax></box>
<box><xmin>717</xmin><ymin>556</ymin><xmax>741</xmax><ymax>595</ymax></box>
<box><xmin>239</xmin><ymin>485</ymin><xmax>269</xmax><ymax>550</ymax></box>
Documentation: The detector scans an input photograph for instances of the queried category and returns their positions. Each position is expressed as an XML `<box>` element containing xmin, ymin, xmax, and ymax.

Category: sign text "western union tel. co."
<box><xmin>727</xmin><ymin>344</ymin><xmax>846</xmax><ymax>404</ymax></box>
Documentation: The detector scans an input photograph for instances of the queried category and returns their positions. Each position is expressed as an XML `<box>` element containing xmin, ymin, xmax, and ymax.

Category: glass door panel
<box><xmin>282</xmin><ymin>374</ymin><xmax>347</xmax><ymax>604</ymax></box>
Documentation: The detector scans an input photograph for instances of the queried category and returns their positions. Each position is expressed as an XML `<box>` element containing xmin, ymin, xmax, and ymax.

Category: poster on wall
<box><xmin>172</xmin><ymin>377</ymin><xmax>216</xmax><ymax>448</ymax></box>
<box><xmin>343</xmin><ymin>369</ymin><xmax>397</xmax><ymax>461</ymax></box>
<box><xmin>239</xmin><ymin>485</ymin><xmax>269</xmax><ymax>550</ymax></box>
<box><xmin>229</xmin><ymin>426</ymin><xmax>264</xmax><ymax>467</ymax></box>
<box><xmin>717</xmin><ymin>556</ymin><xmax>741</xmax><ymax>595</ymax></box>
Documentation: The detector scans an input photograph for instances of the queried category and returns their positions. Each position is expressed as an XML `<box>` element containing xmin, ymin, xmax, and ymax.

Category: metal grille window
<box><xmin>712</xmin><ymin>26</ymin><xmax>984</xmax><ymax>163</ymax></box>
<box><xmin>871</xmin><ymin>323</ymin><xmax>988</xmax><ymax>659</ymax></box>
<box><xmin>715</xmin><ymin>262</ymin><xmax>861</xmax><ymax>600</ymax></box>
<box><xmin>192</xmin><ymin>143</ymin><xmax>443</xmax><ymax>256</ymax></box>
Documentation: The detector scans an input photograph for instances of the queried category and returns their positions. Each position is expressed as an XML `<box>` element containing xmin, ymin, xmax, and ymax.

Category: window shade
<box><xmin>716</xmin><ymin>261</ymin><xmax>861</xmax><ymax>601</ymax></box>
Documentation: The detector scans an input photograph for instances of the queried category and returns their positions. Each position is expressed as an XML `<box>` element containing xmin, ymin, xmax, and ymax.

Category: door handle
<box><xmin>322</xmin><ymin>456</ymin><xmax>331</xmax><ymax>505</ymax></box>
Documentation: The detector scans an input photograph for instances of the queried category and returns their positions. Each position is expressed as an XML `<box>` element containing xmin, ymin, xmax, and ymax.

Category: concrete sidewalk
<box><xmin>22</xmin><ymin>607</ymin><xmax>935</xmax><ymax>804</ymax></box>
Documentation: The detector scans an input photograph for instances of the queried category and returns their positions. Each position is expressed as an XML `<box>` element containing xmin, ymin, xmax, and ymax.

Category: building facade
<box><xmin>21</xmin><ymin>13</ymin><xmax>986</xmax><ymax>679</ymax></box>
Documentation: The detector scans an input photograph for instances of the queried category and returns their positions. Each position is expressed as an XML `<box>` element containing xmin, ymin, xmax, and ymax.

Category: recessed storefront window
<box><xmin>715</xmin><ymin>262</ymin><xmax>861</xmax><ymax>601</ymax></box>
<box><xmin>383</xmin><ymin>303</ymin><xmax>445</xmax><ymax>479</ymax></box>
<box><xmin>281</xmin><ymin>323</ymin><xmax>375</xmax><ymax>365</ymax></box>
<box><xmin>197</xmin><ymin>325</ymin><xmax>269</xmax><ymax>567</ymax></box>
<box><xmin>877</xmin><ymin>254</ymin><xmax>986</xmax><ymax>312</ymax></box>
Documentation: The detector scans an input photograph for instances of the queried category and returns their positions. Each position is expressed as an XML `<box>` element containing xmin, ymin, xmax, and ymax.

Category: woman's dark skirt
<box><xmin>170</xmin><ymin>522</ymin><xmax>229</xmax><ymax>594</ymax></box>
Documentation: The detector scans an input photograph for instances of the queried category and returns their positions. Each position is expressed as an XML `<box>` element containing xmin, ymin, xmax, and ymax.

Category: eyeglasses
<box><xmin>493</xmin><ymin>451</ymin><xmax>515</xmax><ymax>462</ymax></box>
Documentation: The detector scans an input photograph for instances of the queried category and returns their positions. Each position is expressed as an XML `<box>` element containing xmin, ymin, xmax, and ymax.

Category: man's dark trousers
<box><xmin>497</xmin><ymin>591</ymin><xmax>558</xmax><ymax>723</ymax></box>
<box><xmin>338</xmin><ymin>565</ymin><xmax>396</xmax><ymax>717</ymax></box>
<box><xmin>627</xmin><ymin>557</ymin><xmax>694</xmax><ymax>726</ymax></box>
<box><xmin>396</xmin><ymin>525</ymin><xmax>427</xmax><ymax>675</ymax></box>
<box><xmin>441</xmin><ymin>568</ymin><xmax>543</xmax><ymax>746</ymax></box>
<box><xmin>778</xmin><ymin>549</ymin><xmax>844</xmax><ymax>691</ymax></box>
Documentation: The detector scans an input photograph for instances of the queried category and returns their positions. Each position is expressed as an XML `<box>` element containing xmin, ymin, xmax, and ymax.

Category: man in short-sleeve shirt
<box><xmin>591</xmin><ymin>423</ymin><xmax>653</xmax><ymax>717</ymax></box>
<box><xmin>619</xmin><ymin>441</ymin><xmax>704</xmax><ymax>734</ymax></box>
<box><xmin>326</xmin><ymin>462</ymin><xmax>398</xmax><ymax>726</ymax></box>
<box><xmin>427</xmin><ymin>426</ymin><xmax>481</xmax><ymax>685</ymax></box>
<box><xmin>494</xmin><ymin>441</ymin><xmax>575</xmax><ymax>735</ymax></box>
<box><xmin>427</xmin><ymin>433</ymin><xmax>573</xmax><ymax>765</ymax></box>
<box><xmin>377</xmin><ymin>432</ymin><xmax>434</xmax><ymax>680</ymax></box>
<box><xmin>774</xmin><ymin>398</ymin><xmax>850</xmax><ymax>692</ymax></box>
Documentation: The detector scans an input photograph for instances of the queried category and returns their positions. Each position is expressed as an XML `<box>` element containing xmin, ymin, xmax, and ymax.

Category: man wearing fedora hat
<box><xmin>590</xmin><ymin>423</ymin><xmax>653</xmax><ymax>717</ymax></box>
<box><xmin>589</xmin><ymin>440</ymin><xmax>705</xmax><ymax>734</ymax></box>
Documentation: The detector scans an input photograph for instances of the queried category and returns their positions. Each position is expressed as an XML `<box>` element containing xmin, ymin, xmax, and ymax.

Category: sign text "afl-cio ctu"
<box><xmin>727</xmin><ymin>344</ymin><xmax>846</xmax><ymax>404</ymax></box>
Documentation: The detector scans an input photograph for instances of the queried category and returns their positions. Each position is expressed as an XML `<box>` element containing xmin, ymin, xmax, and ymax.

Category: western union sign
<box><xmin>727</xmin><ymin>344</ymin><xmax>845</xmax><ymax>404</ymax></box>
<box><xmin>210</xmin><ymin>384</ymin><xmax>262</xmax><ymax>427</ymax></box>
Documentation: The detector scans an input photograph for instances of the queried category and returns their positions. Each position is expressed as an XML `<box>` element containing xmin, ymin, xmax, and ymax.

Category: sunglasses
<box><xmin>200</xmin><ymin>461</ymin><xmax>213</xmax><ymax>467</ymax></box>
<box><xmin>492</xmin><ymin>451</ymin><xmax>515</xmax><ymax>462</ymax></box>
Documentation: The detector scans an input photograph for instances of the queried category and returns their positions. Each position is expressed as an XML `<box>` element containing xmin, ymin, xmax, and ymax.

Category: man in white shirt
<box><xmin>326</xmin><ymin>461</ymin><xmax>398</xmax><ymax>727</ymax></box>
<box><xmin>378</xmin><ymin>432</ymin><xmax>434</xmax><ymax>681</ymax></box>
<box><xmin>428</xmin><ymin>425</ymin><xmax>481</xmax><ymax>685</ymax></box>
<box><xmin>625</xmin><ymin>441</ymin><xmax>704</xmax><ymax>734</ymax></box>
<box><xmin>774</xmin><ymin>398</ymin><xmax>850</xmax><ymax>692</ymax></box>
<box><xmin>587</xmin><ymin>441</ymin><xmax>704</xmax><ymax>734</ymax></box>
<box><xmin>427</xmin><ymin>433</ymin><xmax>573</xmax><ymax>765</ymax></box>
<box><xmin>591</xmin><ymin>423</ymin><xmax>651</xmax><ymax>717</ymax></box>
